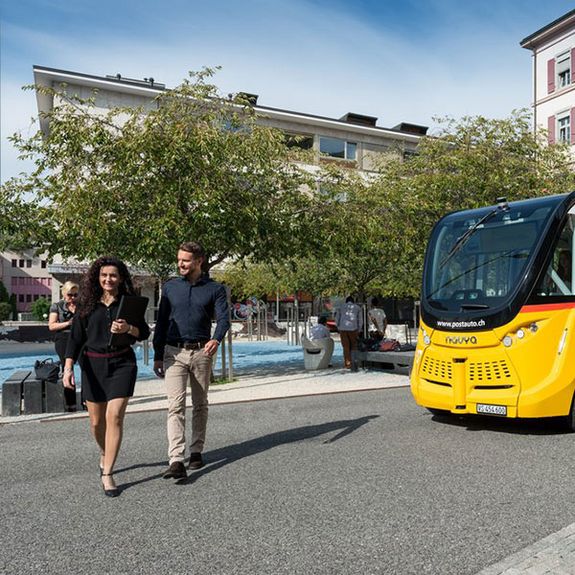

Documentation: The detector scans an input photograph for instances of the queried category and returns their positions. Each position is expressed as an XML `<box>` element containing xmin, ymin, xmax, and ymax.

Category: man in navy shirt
<box><xmin>153</xmin><ymin>241</ymin><xmax>230</xmax><ymax>479</ymax></box>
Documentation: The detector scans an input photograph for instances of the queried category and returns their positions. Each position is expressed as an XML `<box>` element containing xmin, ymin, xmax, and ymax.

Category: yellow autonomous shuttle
<box><xmin>411</xmin><ymin>192</ymin><xmax>575</xmax><ymax>429</ymax></box>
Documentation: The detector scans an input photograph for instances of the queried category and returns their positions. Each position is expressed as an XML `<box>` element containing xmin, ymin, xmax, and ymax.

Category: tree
<box><xmin>30</xmin><ymin>297</ymin><xmax>51</xmax><ymax>321</ymax></box>
<box><xmin>372</xmin><ymin>110</ymin><xmax>575</xmax><ymax>296</ymax></box>
<box><xmin>226</xmin><ymin>111</ymin><xmax>575</xmax><ymax>303</ymax></box>
<box><xmin>4</xmin><ymin>68</ymin><xmax>319</xmax><ymax>276</ymax></box>
<box><xmin>0</xmin><ymin>303</ymin><xmax>11</xmax><ymax>322</ymax></box>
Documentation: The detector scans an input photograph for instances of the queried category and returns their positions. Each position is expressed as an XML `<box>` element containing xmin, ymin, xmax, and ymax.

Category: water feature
<box><xmin>0</xmin><ymin>340</ymin><xmax>343</xmax><ymax>387</ymax></box>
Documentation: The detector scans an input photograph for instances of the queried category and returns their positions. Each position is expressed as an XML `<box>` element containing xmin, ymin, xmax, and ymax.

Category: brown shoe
<box><xmin>188</xmin><ymin>453</ymin><xmax>204</xmax><ymax>470</ymax></box>
<box><xmin>163</xmin><ymin>461</ymin><xmax>187</xmax><ymax>479</ymax></box>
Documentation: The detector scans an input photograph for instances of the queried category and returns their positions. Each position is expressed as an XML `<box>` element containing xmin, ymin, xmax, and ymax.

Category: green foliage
<box><xmin>0</xmin><ymin>302</ymin><xmax>12</xmax><ymax>322</ymax></box>
<box><xmin>30</xmin><ymin>297</ymin><xmax>51</xmax><ymax>321</ymax></box>
<box><xmin>9</xmin><ymin>294</ymin><xmax>17</xmax><ymax>320</ymax></box>
<box><xmin>0</xmin><ymin>280</ymin><xmax>9</xmax><ymax>302</ymax></box>
<box><xmin>3</xmin><ymin>68</ymin><xmax>320</xmax><ymax>275</ymax></box>
<box><xmin>374</xmin><ymin>111</ymin><xmax>575</xmax><ymax>296</ymax></box>
<box><xmin>231</xmin><ymin>111</ymin><xmax>575</xmax><ymax>301</ymax></box>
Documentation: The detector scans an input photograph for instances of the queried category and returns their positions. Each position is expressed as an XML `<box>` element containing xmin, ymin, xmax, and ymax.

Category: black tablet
<box><xmin>108</xmin><ymin>295</ymin><xmax>149</xmax><ymax>347</ymax></box>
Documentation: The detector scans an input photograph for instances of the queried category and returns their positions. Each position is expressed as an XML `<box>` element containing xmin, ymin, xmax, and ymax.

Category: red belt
<box><xmin>85</xmin><ymin>348</ymin><xmax>130</xmax><ymax>359</ymax></box>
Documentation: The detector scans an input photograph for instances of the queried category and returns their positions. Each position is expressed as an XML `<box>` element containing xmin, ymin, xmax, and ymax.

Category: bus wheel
<box><xmin>427</xmin><ymin>408</ymin><xmax>450</xmax><ymax>417</ymax></box>
<box><xmin>564</xmin><ymin>395</ymin><xmax>575</xmax><ymax>432</ymax></box>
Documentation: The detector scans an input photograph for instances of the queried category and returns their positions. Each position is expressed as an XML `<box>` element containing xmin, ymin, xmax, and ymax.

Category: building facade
<box><xmin>0</xmin><ymin>250</ymin><xmax>52</xmax><ymax>314</ymax></box>
<box><xmin>32</xmin><ymin>65</ymin><xmax>427</xmax><ymax>176</ymax></box>
<box><xmin>22</xmin><ymin>65</ymin><xmax>430</xmax><ymax>323</ymax></box>
<box><xmin>521</xmin><ymin>9</ymin><xmax>575</xmax><ymax>154</ymax></box>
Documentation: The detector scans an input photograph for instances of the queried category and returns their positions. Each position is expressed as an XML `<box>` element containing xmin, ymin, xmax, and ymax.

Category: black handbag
<box><xmin>34</xmin><ymin>358</ymin><xmax>61</xmax><ymax>381</ymax></box>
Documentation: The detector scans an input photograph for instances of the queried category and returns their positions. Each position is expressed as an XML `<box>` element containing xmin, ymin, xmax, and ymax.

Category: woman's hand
<box><xmin>111</xmin><ymin>319</ymin><xmax>130</xmax><ymax>334</ymax></box>
<box><xmin>63</xmin><ymin>369</ymin><xmax>75</xmax><ymax>389</ymax></box>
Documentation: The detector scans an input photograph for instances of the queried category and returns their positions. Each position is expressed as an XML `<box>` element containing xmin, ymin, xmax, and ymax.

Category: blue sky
<box><xmin>1</xmin><ymin>0</ymin><xmax>574</xmax><ymax>183</ymax></box>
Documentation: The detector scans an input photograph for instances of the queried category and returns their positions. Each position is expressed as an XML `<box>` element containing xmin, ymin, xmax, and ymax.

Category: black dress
<box><xmin>66</xmin><ymin>299</ymin><xmax>150</xmax><ymax>403</ymax></box>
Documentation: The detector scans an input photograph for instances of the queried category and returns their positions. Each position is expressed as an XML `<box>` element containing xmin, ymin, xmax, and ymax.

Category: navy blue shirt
<box><xmin>153</xmin><ymin>275</ymin><xmax>230</xmax><ymax>361</ymax></box>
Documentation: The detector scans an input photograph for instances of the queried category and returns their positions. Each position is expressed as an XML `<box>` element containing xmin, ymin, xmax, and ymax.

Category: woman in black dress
<box><xmin>63</xmin><ymin>257</ymin><xmax>150</xmax><ymax>497</ymax></box>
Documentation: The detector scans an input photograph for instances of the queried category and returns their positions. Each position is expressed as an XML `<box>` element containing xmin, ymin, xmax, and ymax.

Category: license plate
<box><xmin>476</xmin><ymin>403</ymin><xmax>507</xmax><ymax>416</ymax></box>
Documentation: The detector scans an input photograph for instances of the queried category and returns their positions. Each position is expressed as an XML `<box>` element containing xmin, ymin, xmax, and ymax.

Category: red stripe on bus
<box><xmin>521</xmin><ymin>302</ymin><xmax>575</xmax><ymax>313</ymax></box>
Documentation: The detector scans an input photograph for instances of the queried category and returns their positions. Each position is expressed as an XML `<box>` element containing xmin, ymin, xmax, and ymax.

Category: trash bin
<box><xmin>302</xmin><ymin>336</ymin><xmax>334</xmax><ymax>370</ymax></box>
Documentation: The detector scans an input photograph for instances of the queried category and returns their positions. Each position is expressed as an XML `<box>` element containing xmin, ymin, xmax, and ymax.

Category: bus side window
<box><xmin>535</xmin><ymin>214</ymin><xmax>575</xmax><ymax>297</ymax></box>
<box><xmin>557</xmin><ymin>251</ymin><xmax>572</xmax><ymax>290</ymax></box>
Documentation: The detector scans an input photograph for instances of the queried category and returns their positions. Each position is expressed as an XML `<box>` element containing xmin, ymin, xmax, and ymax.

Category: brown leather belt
<box><xmin>85</xmin><ymin>348</ymin><xmax>130</xmax><ymax>358</ymax></box>
<box><xmin>167</xmin><ymin>341</ymin><xmax>207</xmax><ymax>350</ymax></box>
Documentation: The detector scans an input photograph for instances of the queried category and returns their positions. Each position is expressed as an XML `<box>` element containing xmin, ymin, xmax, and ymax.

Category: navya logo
<box><xmin>445</xmin><ymin>335</ymin><xmax>478</xmax><ymax>345</ymax></box>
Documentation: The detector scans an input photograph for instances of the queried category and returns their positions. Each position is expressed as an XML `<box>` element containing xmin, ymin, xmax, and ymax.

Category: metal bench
<box><xmin>351</xmin><ymin>350</ymin><xmax>414</xmax><ymax>373</ymax></box>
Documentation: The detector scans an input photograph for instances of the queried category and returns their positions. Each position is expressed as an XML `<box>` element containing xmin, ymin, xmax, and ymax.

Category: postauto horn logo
<box><xmin>445</xmin><ymin>335</ymin><xmax>478</xmax><ymax>345</ymax></box>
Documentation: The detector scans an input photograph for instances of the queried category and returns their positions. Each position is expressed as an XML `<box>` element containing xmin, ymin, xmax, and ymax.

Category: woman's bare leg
<box><xmin>101</xmin><ymin>397</ymin><xmax>130</xmax><ymax>489</ymax></box>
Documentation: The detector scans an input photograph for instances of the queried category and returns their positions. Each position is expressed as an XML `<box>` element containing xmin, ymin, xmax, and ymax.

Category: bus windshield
<box><xmin>424</xmin><ymin>197</ymin><xmax>559</xmax><ymax>312</ymax></box>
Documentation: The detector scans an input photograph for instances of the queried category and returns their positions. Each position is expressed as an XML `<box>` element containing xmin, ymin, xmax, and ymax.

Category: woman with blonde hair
<box><xmin>48</xmin><ymin>280</ymin><xmax>79</xmax><ymax>410</ymax></box>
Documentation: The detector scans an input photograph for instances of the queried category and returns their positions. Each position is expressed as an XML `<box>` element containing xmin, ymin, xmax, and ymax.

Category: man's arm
<box><xmin>212</xmin><ymin>285</ymin><xmax>230</xmax><ymax>343</ymax></box>
<box><xmin>153</xmin><ymin>290</ymin><xmax>171</xmax><ymax>377</ymax></box>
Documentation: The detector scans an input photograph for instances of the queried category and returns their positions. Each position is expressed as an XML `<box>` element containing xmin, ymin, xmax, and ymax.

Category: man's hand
<box><xmin>203</xmin><ymin>339</ymin><xmax>219</xmax><ymax>357</ymax></box>
<box><xmin>153</xmin><ymin>360</ymin><xmax>165</xmax><ymax>378</ymax></box>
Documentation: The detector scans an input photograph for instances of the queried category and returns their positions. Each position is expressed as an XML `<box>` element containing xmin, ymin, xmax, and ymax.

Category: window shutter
<box><xmin>571</xmin><ymin>108</ymin><xmax>575</xmax><ymax>145</ymax></box>
<box><xmin>548</xmin><ymin>115</ymin><xmax>556</xmax><ymax>144</ymax></box>
<box><xmin>548</xmin><ymin>58</ymin><xmax>555</xmax><ymax>93</ymax></box>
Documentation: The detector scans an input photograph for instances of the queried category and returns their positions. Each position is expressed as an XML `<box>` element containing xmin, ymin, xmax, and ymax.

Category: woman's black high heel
<box><xmin>101</xmin><ymin>473</ymin><xmax>119</xmax><ymax>498</ymax></box>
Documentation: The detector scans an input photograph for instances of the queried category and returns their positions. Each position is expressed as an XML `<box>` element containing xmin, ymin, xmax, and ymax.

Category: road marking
<box><xmin>476</xmin><ymin>522</ymin><xmax>575</xmax><ymax>574</ymax></box>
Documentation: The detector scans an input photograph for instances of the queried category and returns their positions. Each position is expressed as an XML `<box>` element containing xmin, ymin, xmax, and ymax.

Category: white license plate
<box><xmin>476</xmin><ymin>403</ymin><xmax>507</xmax><ymax>416</ymax></box>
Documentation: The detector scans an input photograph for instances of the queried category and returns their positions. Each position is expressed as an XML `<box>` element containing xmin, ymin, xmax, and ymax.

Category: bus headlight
<box><xmin>503</xmin><ymin>335</ymin><xmax>513</xmax><ymax>347</ymax></box>
<box><xmin>516</xmin><ymin>329</ymin><xmax>525</xmax><ymax>339</ymax></box>
<box><xmin>421</xmin><ymin>328</ymin><xmax>431</xmax><ymax>345</ymax></box>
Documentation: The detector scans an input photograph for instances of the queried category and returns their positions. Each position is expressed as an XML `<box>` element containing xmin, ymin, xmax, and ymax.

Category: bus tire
<box><xmin>564</xmin><ymin>395</ymin><xmax>575</xmax><ymax>432</ymax></box>
<box><xmin>427</xmin><ymin>408</ymin><xmax>450</xmax><ymax>417</ymax></box>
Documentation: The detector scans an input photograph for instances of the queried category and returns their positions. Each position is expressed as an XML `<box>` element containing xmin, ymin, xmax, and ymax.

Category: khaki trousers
<box><xmin>339</xmin><ymin>330</ymin><xmax>359</xmax><ymax>368</ymax></box>
<box><xmin>163</xmin><ymin>345</ymin><xmax>213</xmax><ymax>464</ymax></box>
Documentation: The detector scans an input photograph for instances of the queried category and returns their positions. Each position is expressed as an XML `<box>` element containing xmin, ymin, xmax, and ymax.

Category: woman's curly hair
<box><xmin>78</xmin><ymin>256</ymin><xmax>136</xmax><ymax>318</ymax></box>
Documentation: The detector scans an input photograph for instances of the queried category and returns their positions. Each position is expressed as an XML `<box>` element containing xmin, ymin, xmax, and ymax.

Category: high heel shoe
<box><xmin>101</xmin><ymin>473</ymin><xmax>120</xmax><ymax>498</ymax></box>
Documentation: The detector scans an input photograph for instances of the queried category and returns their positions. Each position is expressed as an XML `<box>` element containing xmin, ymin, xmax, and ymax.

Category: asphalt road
<box><xmin>1</xmin><ymin>387</ymin><xmax>575</xmax><ymax>575</ymax></box>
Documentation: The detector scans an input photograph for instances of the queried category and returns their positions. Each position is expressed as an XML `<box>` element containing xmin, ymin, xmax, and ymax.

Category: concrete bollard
<box><xmin>23</xmin><ymin>377</ymin><xmax>43</xmax><ymax>414</ymax></box>
<box><xmin>44</xmin><ymin>379</ymin><xmax>65</xmax><ymax>413</ymax></box>
<box><xmin>1</xmin><ymin>370</ymin><xmax>31</xmax><ymax>416</ymax></box>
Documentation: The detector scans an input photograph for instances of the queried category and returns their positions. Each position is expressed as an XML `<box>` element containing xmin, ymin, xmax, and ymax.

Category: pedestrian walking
<box><xmin>153</xmin><ymin>241</ymin><xmax>230</xmax><ymax>480</ymax></box>
<box><xmin>48</xmin><ymin>280</ymin><xmax>79</xmax><ymax>410</ymax></box>
<box><xmin>335</xmin><ymin>296</ymin><xmax>363</xmax><ymax>368</ymax></box>
<box><xmin>63</xmin><ymin>256</ymin><xmax>150</xmax><ymax>497</ymax></box>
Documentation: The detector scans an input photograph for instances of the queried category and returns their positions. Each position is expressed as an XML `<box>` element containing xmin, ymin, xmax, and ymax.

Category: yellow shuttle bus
<box><xmin>410</xmin><ymin>192</ymin><xmax>575</xmax><ymax>429</ymax></box>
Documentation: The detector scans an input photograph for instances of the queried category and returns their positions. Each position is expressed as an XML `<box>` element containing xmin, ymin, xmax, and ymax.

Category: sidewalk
<box><xmin>0</xmin><ymin>365</ymin><xmax>410</xmax><ymax>425</ymax></box>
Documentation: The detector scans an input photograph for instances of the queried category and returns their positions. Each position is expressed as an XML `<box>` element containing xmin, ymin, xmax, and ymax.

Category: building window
<box><xmin>18</xmin><ymin>294</ymin><xmax>24</xmax><ymax>303</ymax></box>
<box><xmin>26</xmin><ymin>260</ymin><xmax>32</xmax><ymax>268</ymax></box>
<box><xmin>19</xmin><ymin>259</ymin><xmax>24</xmax><ymax>267</ymax></box>
<box><xmin>284</xmin><ymin>133</ymin><xmax>314</xmax><ymax>150</ymax></box>
<box><xmin>26</xmin><ymin>294</ymin><xmax>32</xmax><ymax>303</ymax></box>
<box><xmin>557</xmin><ymin>52</ymin><xmax>571</xmax><ymax>89</ymax></box>
<box><xmin>319</xmin><ymin>137</ymin><xmax>357</xmax><ymax>160</ymax></box>
<box><xmin>11</xmin><ymin>259</ymin><xmax>17</xmax><ymax>267</ymax></box>
<box><xmin>558</xmin><ymin>113</ymin><xmax>571</xmax><ymax>143</ymax></box>
<box><xmin>41</xmin><ymin>260</ymin><xmax>47</xmax><ymax>269</ymax></box>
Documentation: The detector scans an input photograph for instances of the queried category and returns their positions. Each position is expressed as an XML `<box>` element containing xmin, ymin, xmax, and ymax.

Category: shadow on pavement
<box><xmin>116</xmin><ymin>414</ymin><xmax>380</xmax><ymax>491</ymax></box>
<box><xmin>429</xmin><ymin>411</ymin><xmax>571</xmax><ymax>436</ymax></box>
<box><xmin>180</xmin><ymin>414</ymin><xmax>380</xmax><ymax>486</ymax></box>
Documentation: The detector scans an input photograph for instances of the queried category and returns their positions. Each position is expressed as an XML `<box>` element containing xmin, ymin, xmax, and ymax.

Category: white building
<box><xmin>521</xmin><ymin>9</ymin><xmax>575</xmax><ymax>154</ymax></box>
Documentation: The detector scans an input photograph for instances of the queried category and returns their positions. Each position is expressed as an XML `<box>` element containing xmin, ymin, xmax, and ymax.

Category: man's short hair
<box><xmin>179</xmin><ymin>241</ymin><xmax>205</xmax><ymax>259</ymax></box>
